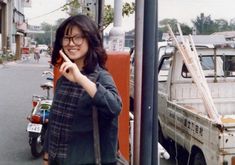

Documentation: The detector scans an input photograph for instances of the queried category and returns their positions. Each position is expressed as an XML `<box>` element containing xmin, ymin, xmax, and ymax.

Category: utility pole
<box><xmin>140</xmin><ymin>0</ymin><xmax>158</xmax><ymax>164</ymax></box>
<box><xmin>133</xmin><ymin>0</ymin><xmax>144</xmax><ymax>164</ymax></box>
<box><xmin>109</xmin><ymin>0</ymin><xmax>125</xmax><ymax>51</ymax></box>
<box><xmin>50</xmin><ymin>26</ymin><xmax>53</xmax><ymax>47</ymax></box>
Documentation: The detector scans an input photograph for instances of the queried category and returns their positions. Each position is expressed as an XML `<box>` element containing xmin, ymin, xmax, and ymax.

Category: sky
<box><xmin>24</xmin><ymin>0</ymin><xmax>135</xmax><ymax>32</ymax></box>
<box><xmin>24</xmin><ymin>0</ymin><xmax>235</xmax><ymax>32</ymax></box>
<box><xmin>24</xmin><ymin>0</ymin><xmax>68</xmax><ymax>26</ymax></box>
<box><xmin>159</xmin><ymin>0</ymin><xmax>235</xmax><ymax>26</ymax></box>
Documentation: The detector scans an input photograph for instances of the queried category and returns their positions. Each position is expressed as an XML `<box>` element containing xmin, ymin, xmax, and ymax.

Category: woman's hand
<box><xmin>43</xmin><ymin>160</ymin><xmax>49</xmax><ymax>165</ymax></box>
<box><xmin>59</xmin><ymin>50</ymin><xmax>97</xmax><ymax>97</ymax></box>
<box><xmin>59</xmin><ymin>50</ymin><xmax>83</xmax><ymax>83</ymax></box>
<box><xmin>42</xmin><ymin>152</ymin><xmax>49</xmax><ymax>165</ymax></box>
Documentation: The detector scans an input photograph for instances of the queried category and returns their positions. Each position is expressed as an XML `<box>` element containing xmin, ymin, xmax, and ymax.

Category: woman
<box><xmin>43</xmin><ymin>14</ymin><xmax>122</xmax><ymax>165</ymax></box>
<box><xmin>34</xmin><ymin>45</ymin><xmax>40</xmax><ymax>63</ymax></box>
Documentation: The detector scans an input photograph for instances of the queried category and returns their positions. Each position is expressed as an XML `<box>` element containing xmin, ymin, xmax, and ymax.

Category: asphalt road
<box><xmin>0</xmin><ymin>54</ymin><xmax>51</xmax><ymax>165</ymax></box>
<box><xmin>0</xmin><ymin>53</ymin><xmax>175</xmax><ymax>165</ymax></box>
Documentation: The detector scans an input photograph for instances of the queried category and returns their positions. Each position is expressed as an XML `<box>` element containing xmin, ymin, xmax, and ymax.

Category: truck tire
<box><xmin>192</xmin><ymin>151</ymin><xmax>206</xmax><ymax>165</ymax></box>
<box><xmin>158</xmin><ymin>123</ymin><xmax>165</xmax><ymax>145</ymax></box>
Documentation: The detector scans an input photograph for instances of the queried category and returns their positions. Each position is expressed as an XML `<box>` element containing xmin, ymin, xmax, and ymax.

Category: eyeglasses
<box><xmin>62</xmin><ymin>34</ymin><xmax>84</xmax><ymax>46</ymax></box>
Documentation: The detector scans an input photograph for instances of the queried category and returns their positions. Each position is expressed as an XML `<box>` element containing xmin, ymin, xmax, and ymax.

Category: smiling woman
<box><xmin>43</xmin><ymin>14</ymin><xmax>122</xmax><ymax>165</ymax></box>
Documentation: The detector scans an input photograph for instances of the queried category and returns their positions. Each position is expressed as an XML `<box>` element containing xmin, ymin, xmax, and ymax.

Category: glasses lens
<box><xmin>62</xmin><ymin>37</ymin><xmax>70</xmax><ymax>46</ymax></box>
<box><xmin>73</xmin><ymin>35</ymin><xmax>83</xmax><ymax>45</ymax></box>
<box><xmin>62</xmin><ymin>35</ymin><xmax>84</xmax><ymax>46</ymax></box>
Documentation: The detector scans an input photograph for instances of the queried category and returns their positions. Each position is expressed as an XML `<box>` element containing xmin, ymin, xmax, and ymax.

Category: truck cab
<box><xmin>158</xmin><ymin>40</ymin><xmax>235</xmax><ymax>165</ymax></box>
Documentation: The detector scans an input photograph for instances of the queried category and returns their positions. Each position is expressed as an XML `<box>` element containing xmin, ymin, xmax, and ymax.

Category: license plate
<box><xmin>27</xmin><ymin>123</ymin><xmax>42</xmax><ymax>133</ymax></box>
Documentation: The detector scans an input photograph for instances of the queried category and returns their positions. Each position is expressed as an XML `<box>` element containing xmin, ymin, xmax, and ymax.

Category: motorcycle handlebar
<box><xmin>42</xmin><ymin>71</ymin><xmax>54</xmax><ymax>77</ymax></box>
<box><xmin>42</xmin><ymin>71</ymin><xmax>54</xmax><ymax>81</ymax></box>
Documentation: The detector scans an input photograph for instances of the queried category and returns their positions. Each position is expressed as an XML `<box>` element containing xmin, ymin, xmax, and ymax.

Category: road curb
<box><xmin>0</xmin><ymin>60</ymin><xmax>20</xmax><ymax>69</ymax></box>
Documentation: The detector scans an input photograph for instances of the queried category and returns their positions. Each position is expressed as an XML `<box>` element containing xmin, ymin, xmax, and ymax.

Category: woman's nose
<box><xmin>68</xmin><ymin>38</ymin><xmax>76</xmax><ymax>46</ymax></box>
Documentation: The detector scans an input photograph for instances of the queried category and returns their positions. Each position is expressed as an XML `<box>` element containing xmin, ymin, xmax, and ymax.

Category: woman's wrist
<box><xmin>43</xmin><ymin>152</ymin><xmax>49</xmax><ymax>161</ymax></box>
<box><xmin>79</xmin><ymin>75</ymin><xmax>97</xmax><ymax>97</ymax></box>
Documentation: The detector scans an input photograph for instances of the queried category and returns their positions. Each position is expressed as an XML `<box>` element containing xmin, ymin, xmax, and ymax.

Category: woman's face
<box><xmin>62</xmin><ymin>26</ymin><xmax>89</xmax><ymax>64</ymax></box>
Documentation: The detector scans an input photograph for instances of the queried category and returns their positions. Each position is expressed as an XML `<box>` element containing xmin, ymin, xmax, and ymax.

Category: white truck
<box><xmin>158</xmin><ymin>39</ymin><xmax>235</xmax><ymax>165</ymax></box>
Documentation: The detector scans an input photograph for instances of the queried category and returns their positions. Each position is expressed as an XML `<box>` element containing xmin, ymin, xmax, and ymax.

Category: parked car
<box><xmin>38</xmin><ymin>44</ymin><xmax>48</xmax><ymax>53</ymax></box>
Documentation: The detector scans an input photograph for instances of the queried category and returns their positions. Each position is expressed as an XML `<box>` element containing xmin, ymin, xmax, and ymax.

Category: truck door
<box><xmin>158</xmin><ymin>46</ymin><xmax>173</xmax><ymax>137</ymax></box>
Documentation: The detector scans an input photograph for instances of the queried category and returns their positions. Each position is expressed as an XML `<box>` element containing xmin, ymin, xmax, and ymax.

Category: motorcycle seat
<box><xmin>40</xmin><ymin>82</ymin><xmax>53</xmax><ymax>90</ymax></box>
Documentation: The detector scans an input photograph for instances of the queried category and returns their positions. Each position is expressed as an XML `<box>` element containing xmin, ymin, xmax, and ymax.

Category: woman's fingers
<box><xmin>59</xmin><ymin>50</ymin><xmax>71</xmax><ymax>62</ymax></box>
<box><xmin>60</xmin><ymin>62</ymin><xmax>71</xmax><ymax>73</ymax></box>
<box><xmin>58</xmin><ymin>51</ymin><xmax>81</xmax><ymax>83</ymax></box>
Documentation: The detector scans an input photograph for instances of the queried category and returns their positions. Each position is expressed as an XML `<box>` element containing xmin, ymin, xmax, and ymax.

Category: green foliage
<box><xmin>33</xmin><ymin>2</ymin><xmax>235</xmax><ymax>44</ymax></box>
<box><xmin>122</xmin><ymin>2</ymin><xmax>135</xmax><ymax>16</ymax></box>
<box><xmin>0</xmin><ymin>51</ymin><xmax>15</xmax><ymax>63</ymax></box>
<box><xmin>159</xmin><ymin>18</ymin><xmax>192</xmax><ymax>36</ymax></box>
<box><xmin>159</xmin><ymin>18</ymin><xmax>178</xmax><ymax>33</ymax></box>
<box><xmin>103</xmin><ymin>3</ymin><xmax>134</xmax><ymax>30</ymax></box>
<box><xmin>28</xmin><ymin>22</ymin><xmax>52</xmax><ymax>45</ymax></box>
<box><xmin>62</xmin><ymin>0</ymin><xmax>81</xmax><ymax>16</ymax></box>
<box><xmin>62</xmin><ymin>1</ymin><xmax>135</xmax><ymax>30</ymax></box>
<box><xmin>30</xmin><ymin>21</ymin><xmax>65</xmax><ymax>46</ymax></box>
<box><xmin>159</xmin><ymin>13</ymin><xmax>235</xmax><ymax>36</ymax></box>
<box><xmin>214</xmin><ymin>19</ymin><xmax>229</xmax><ymax>32</ymax></box>
<box><xmin>180</xmin><ymin>23</ymin><xmax>193</xmax><ymax>35</ymax></box>
<box><xmin>103</xmin><ymin>5</ymin><xmax>114</xmax><ymax>29</ymax></box>
<box><xmin>192</xmin><ymin>13</ymin><xmax>216</xmax><ymax>34</ymax></box>
<box><xmin>191</xmin><ymin>13</ymin><xmax>235</xmax><ymax>34</ymax></box>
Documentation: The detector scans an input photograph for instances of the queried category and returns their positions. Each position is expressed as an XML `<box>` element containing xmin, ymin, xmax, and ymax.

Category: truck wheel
<box><xmin>192</xmin><ymin>151</ymin><xmax>206</xmax><ymax>165</ymax></box>
<box><xmin>158</xmin><ymin>123</ymin><xmax>166</xmax><ymax>146</ymax></box>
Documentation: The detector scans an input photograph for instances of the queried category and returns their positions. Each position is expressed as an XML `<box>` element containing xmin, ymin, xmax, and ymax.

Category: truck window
<box><xmin>224</xmin><ymin>56</ymin><xmax>235</xmax><ymax>76</ymax></box>
<box><xmin>181</xmin><ymin>55</ymin><xmax>235</xmax><ymax>78</ymax></box>
<box><xmin>158</xmin><ymin>56</ymin><xmax>172</xmax><ymax>81</ymax></box>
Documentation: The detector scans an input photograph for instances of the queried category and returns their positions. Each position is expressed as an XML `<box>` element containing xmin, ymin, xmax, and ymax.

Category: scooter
<box><xmin>26</xmin><ymin>71</ymin><xmax>54</xmax><ymax>157</ymax></box>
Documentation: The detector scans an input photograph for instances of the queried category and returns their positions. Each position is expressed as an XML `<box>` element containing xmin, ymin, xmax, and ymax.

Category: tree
<box><xmin>192</xmin><ymin>13</ymin><xmax>216</xmax><ymax>34</ymax></box>
<box><xmin>214</xmin><ymin>19</ymin><xmax>229</xmax><ymax>32</ymax></box>
<box><xmin>180</xmin><ymin>23</ymin><xmax>193</xmax><ymax>35</ymax></box>
<box><xmin>62</xmin><ymin>0</ymin><xmax>135</xmax><ymax>30</ymax></box>
<box><xmin>32</xmin><ymin>23</ymin><xmax>51</xmax><ymax>45</ymax></box>
<box><xmin>32</xmin><ymin>1</ymin><xmax>135</xmax><ymax>47</ymax></box>
<box><xmin>62</xmin><ymin>0</ymin><xmax>80</xmax><ymax>16</ymax></box>
<box><xmin>229</xmin><ymin>18</ymin><xmax>235</xmax><ymax>30</ymax></box>
<box><xmin>159</xmin><ymin>18</ymin><xmax>178</xmax><ymax>33</ymax></box>
<box><xmin>158</xmin><ymin>18</ymin><xmax>192</xmax><ymax>40</ymax></box>
<box><xmin>33</xmin><ymin>18</ymin><xmax>67</xmax><ymax>46</ymax></box>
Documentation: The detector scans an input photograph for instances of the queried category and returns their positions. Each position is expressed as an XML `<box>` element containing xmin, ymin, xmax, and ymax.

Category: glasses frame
<box><xmin>62</xmin><ymin>34</ymin><xmax>85</xmax><ymax>46</ymax></box>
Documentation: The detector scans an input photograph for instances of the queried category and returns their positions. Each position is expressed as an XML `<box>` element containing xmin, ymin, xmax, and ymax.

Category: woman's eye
<box><xmin>74</xmin><ymin>36</ymin><xmax>81</xmax><ymax>40</ymax></box>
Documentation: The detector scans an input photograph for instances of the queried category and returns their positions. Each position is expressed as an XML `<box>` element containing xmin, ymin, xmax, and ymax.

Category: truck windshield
<box><xmin>182</xmin><ymin>55</ymin><xmax>235</xmax><ymax>78</ymax></box>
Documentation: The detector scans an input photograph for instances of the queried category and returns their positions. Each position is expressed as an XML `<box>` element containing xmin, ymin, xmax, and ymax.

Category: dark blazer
<box><xmin>44</xmin><ymin>67</ymin><xmax>122</xmax><ymax>164</ymax></box>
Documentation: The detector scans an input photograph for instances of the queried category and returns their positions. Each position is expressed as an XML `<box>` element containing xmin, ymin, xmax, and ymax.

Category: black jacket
<box><xmin>44</xmin><ymin>67</ymin><xmax>122</xmax><ymax>164</ymax></box>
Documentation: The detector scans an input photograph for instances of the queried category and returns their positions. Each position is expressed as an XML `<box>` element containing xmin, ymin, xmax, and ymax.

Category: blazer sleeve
<box><xmin>92</xmin><ymin>70</ymin><xmax>122</xmax><ymax>117</ymax></box>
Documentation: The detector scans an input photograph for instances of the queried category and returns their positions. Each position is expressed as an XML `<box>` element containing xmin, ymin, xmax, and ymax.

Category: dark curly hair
<box><xmin>51</xmin><ymin>14</ymin><xmax>107</xmax><ymax>74</ymax></box>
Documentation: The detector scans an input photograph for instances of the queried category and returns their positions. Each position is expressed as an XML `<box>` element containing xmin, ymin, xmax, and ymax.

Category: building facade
<box><xmin>0</xmin><ymin>0</ymin><xmax>27</xmax><ymax>58</ymax></box>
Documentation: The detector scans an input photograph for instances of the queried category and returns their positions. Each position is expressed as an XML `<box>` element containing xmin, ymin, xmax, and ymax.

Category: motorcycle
<box><xmin>26</xmin><ymin>71</ymin><xmax>54</xmax><ymax>157</ymax></box>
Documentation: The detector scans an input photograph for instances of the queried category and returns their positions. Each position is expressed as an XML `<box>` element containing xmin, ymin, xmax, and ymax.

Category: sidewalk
<box><xmin>0</xmin><ymin>52</ymin><xmax>51</xmax><ymax>69</ymax></box>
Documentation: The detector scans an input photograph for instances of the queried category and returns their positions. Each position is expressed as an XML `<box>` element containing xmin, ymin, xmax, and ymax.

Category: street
<box><xmin>0</xmin><ymin>54</ymin><xmax>175</xmax><ymax>165</ymax></box>
<box><xmin>0</xmin><ymin>54</ymin><xmax>50</xmax><ymax>165</ymax></box>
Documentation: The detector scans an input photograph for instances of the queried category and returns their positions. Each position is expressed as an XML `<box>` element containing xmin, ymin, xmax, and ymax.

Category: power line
<box><xmin>26</xmin><ymin>1</ymin><xmax>72</xmax><ymax>21</ymax></box>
